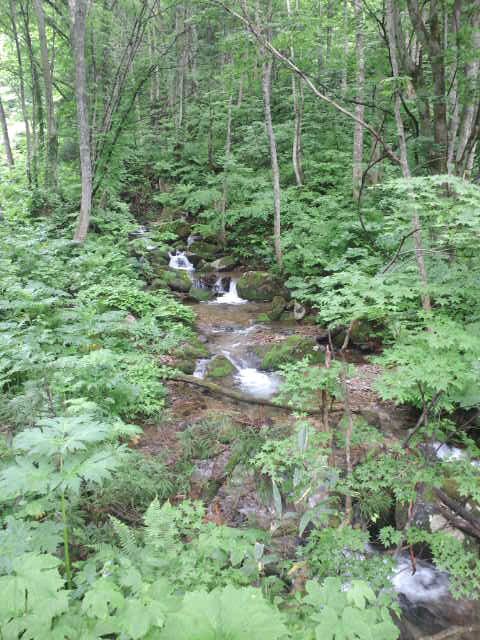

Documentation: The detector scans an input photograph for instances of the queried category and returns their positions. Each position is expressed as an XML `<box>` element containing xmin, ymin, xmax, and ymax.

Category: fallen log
<box><xmin>167</xmin><ymin>372</ymin><xmax>316</xmax><ymax>413</ymax></box>
<box><xmin>418</xmin><ymin>625</ymin><xmax>480</xmax><ymax>640</ymax></box>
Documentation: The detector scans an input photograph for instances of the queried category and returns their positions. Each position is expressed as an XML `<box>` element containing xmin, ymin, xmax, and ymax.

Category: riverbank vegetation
<box><xmin>1</xmin><ymin>1</ymin><xmax>480</xmax><ymax>638</ymax></box>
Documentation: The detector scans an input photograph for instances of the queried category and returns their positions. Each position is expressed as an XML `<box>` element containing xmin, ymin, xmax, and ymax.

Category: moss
<box><xmin>206</xmin><ymin>355</ymin><xmax>236</xmax><ymax>380</ymax></box>
<box><xmin>269</xmin><ymin>296</ymin><xmax>287</xmax><ymax>320</ymax></box>
<box><xmin>159</xmin><ymin>269</ymin><xmax>191</xmax><ymax>293</ymax></box>
<box><xmin>188</xmin><ymin>240</ymin><xmax>220</xmax><ymax>260</ymax></box>
<box><xmin>209</xmin><ymin>256</ymin><xmax>239</xmax><ymax>272</ymax></box>
<box><xmin>175</xmin><ymin>337</ymin><xmax>209</xmax><ymax>374</ymax></box>
<box><xmin>237</xmin><ymin>271</ymin><xmax>282</xmax><ymax>301</ymax></box>
<box><xmin>258</xmin><ymin>335</ymin><xmax>325</xmax><ymax>370</ymax></box>
<box><xmin>188</xmin><ymin>286</ymin><xmax>214</xmax><ymax>302</ymax></box>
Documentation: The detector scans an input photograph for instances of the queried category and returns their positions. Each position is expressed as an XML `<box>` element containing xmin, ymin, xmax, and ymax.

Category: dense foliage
<box><xmin>1</xmin><ymin>0</ymin><xmax>480</xmax><ymax>638</ymax></box>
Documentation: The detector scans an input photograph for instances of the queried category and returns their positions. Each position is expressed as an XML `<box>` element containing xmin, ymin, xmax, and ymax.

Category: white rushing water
<box><xmin>169</xmin><ymin>250</ymin><xmax>195</xmax><ymax>271</ymax></box>
<box><xmin>214</xmin><ymin>279</ymin><xmax>247</xmax><ymax>305</ymax></box>
<box><xmin>392</xmin><ymin>556</ymin><xmax>450</xmax><ymax>603</ymax></box>
<box><xmin>235</xmin><ymin>367</ymin><xmax>281</xmax><ymax>399</ymax></box>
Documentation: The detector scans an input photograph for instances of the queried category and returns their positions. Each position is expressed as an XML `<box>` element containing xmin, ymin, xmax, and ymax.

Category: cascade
<box><xmin>214</xmin><ymin>278</ymin><xmax>246</xmax><ymax>305</ymax></box>
<box><xmin>169</xmin><ymin>250</ymin><xmax>195</xmax><ymax>271</ymax></box>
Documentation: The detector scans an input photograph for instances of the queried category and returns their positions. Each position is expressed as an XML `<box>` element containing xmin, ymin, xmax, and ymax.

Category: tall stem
<box><xmin>61</xmin><ymin>491</ymin><xmax>72</xmax><ymax>588</ymax></box>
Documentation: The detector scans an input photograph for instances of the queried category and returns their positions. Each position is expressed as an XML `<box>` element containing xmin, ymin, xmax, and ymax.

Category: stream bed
<box><xmin>167</xmin><ymin>257</ymin><xmax>479</xmax><ymax>640</ymax></box>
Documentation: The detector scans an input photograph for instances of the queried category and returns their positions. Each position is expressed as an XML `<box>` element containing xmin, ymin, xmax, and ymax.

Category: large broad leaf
<box><xmin>160</xmin><ymin>585</ymin><xmax>288</xmax><ymax>640</ymax></box>
<box><xmin>0</xmin><ymin>553</ymin><xmax>69</xmax><ymax>640</ymax></box>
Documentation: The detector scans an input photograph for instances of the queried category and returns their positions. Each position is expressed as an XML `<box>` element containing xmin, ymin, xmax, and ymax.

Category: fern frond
<box><xmin>109</xmin><ymin>515</ymin><xmax>139</xmax><ymax>561</ymax></box>
<box><xmin>143</xmin><ymin>498</ymin><xmax>178</xmax><ymax>556</ymax></box>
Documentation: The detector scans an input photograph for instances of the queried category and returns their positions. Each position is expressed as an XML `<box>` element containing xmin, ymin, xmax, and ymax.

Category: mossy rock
<box><xmin>175</xmin><ymin>338</ymin><xmax>209</xmax><ymax>374</ymax></box>
<box><xmin>257</xmin><ymin>336</ymin><xmax>325</xmax><ymax>370</ymax></box>
<box><xmin>237</xmin><ymin>271</ymin><xmax>282</xmax><ymax>302</ymax></box>
<box><xmin>269</xmin><ymin>296</ymin><xmax>287</xmax><ymax>321</ymax></box>
<box><xmin>188</xmin><ymin>286</ymin><xmax>214</xmax><ymax>303</ymax></box>
<box><xmin>150</xmin><ymin>247</ymin><xmax>170</xmax><ymax>267</ymax></box>
<box><xmin>159</xmin><ymin>269</ymin><xmax>191</xmax><ymax>293</ymax></box>
<box><xmin>188</xmin><ymin>240</ymin><xmax>220</xmax><ymax>260</ymax></box>
<box><xmin>206</xmin><ymin>355</ymin><xmax>236</xmax><ymax>380</ymax></box>
<box><xmin>172</xmin><ymin>220</ymin><xmax>192</xmax><ymax>239</ymax></box>
<box><xmin>185</xmin><ymin>251</ymin><xmax>203</xmax><ymax>267</ymax></box>
<box><xmin>209</xmin><ymin>256</ymin><xmax>239</xmax><ymax>272</ymax></box>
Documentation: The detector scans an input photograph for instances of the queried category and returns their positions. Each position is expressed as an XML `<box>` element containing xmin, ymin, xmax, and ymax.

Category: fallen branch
<box><xmin>418</xmin><ymin>625</ymin><xmax>480</xmax><ymax>640</ymax></box>
<box><xmin>167</xmin><ymin>372</ymin><xmax>317</xmax><ymax>413</ymax></box>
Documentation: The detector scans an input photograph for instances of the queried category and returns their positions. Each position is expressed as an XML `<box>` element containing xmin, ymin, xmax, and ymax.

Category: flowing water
<box><xmin>169</xmin><ymin>257</ymin><xmax>479</xmax><ymax>639</ymax></box>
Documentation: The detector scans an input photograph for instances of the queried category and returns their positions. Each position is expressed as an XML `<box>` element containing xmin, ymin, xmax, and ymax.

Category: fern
<box><xmin>143</xmin><ymin>498</ymin><xmax>179</xmax><ymax>556</ymax></box>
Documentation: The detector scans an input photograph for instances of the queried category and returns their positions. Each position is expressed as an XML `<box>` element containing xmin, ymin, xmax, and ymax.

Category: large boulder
<box><xmin>172</xmin><ymin>219</ymin><xmax>191</xmax><ymax>240</ymax></box>
<box><xmin>188</xmin><ymin>240</ymin><xmax>220</xmax><ymax>261</ymax></box>
<box><xmin>149</xmin><ymin>247</ymin><xmax>171</xmax><ymax>269</ymax></box>
<box><xmin>188</xmin><ymin>286</ymin><xmax>214</xmax><ymax>303</ymax></box>
<box><xmin>158</xmin><ymin>269</ymin><xmax>191</xmax><ymax>293</ymax></box>
<box><xmin>206</xmin><ymin>355</ymin><xmax>236</xmax><ymax>381</ymax></box>
<box><xmin>256</xmin><ymin>335</ymin><xmax>325</xmax><ymax>370</ymax></box>
<box><xmin>208</xmin><ymin>256</ymin><xmax>239</xmax><ymax>272</ymax></box>
<box><xmin>174</xmin><ymin>338</ymin><xmax>209</xmax><ymax>375</ymax></box>
<box><xmin>237</xmin><ymin>271</ymin><xmax>282</xmax><ymax>302</ymax></box>
<box><xmin>269</xmin><ymin>296</ymin><xmax>287</xmax><ymax>321</ymax></box>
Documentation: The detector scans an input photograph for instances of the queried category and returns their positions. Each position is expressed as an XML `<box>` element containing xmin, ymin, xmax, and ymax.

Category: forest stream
<box><xmin>163</xmin><ymin>253</ymin><xmax>480</xmax><ymax>640</ymax></box>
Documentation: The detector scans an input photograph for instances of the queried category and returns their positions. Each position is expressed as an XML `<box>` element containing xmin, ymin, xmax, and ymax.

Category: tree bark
<box><xmin>69</xmin><ymin>0</ymin><xmax>92</xmax><ymax>243</ymax></box>
<box><xmin>386</xmin><ymin>0</ymin><xmax>432</xmax><ymax>313</ymax></box>
<box><xmin>168</xmin><ymin>372</ymin><xmax>320</xmax><ymax>413</ymax></box>
<box><xmin>219</xmin><ymin>94</ymin><xmax>233</xmax><ymax>246</ymax></box>
<box><xmin>340</xmin><ymin>0</ymin><xmax>349</xmax><ymax>95</ymax></box>
<box><xmin>33</xmin><ymin>0</ymin><xmax>58</xmax><ymax>190</ymax></box>
<box><xmin>0</xmin><ymin>97</ymin><xmax>14</xmax><ymax>167</ymax></box>
<box><xmin>20</xmin><ymin>0</ymin><xmax>43</xmax><ymax>185</ymax></box>
<box><xmin>405</xmin><ymin>0</ymin><xmax>448</xmax><ymax>173</ymax></box>
<box><xmin>352</xmin><ymin>0</ymin><xmax>365</xmax><ymax>200</ymax></box>
<box><xmin>286</xmin><ymin>0</ymin><xmax>304</xmax><ymax>187</ymax></box>
<box><xmin>262</xmin><ymin>55</ymin><xmax>283</xmax><ymax>268</ymax></box>
<box><xmin>9</xmin><ymin>0</ymin><xmax>32</xmax><ymax>183</ymax></box>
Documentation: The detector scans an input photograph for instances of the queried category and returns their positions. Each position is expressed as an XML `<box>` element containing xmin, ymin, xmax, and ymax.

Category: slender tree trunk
<box><xmin>69</xmin><ymin>0</ymin><xmax>92</xmax><ymax>243</ymax></box>
<box><xmin>0</xmin><ymin>97</ymin><xmax>14</xmax><ymax>167</ymax></box>
<box><xmin>286</xmin><ymin>0</ymin><xmax>304</xmax><ymax>186</ymax></box>
<box><xmin>262</xmin><ymin>55</ymin><xmax>283</xmax><ymax>268</ymax></box>
<box><xmin>456</xmin><ymin>0</ymin><xmax>480</xmax><ymax>176</ymax></box>
<box><xmin>352</xmin><ymin>0</ymin><xmax>365</xmax><ymax>200</ymax></box>
<box><xmin>20</xmin><ymin>0</ymin><xmax>42</xmax><ymax>185</ymax></box>
<box><xmin>33</xmin><ymin>0</ymin><xmax>58</xmax><ymax>189</ymax></box>
<box><xmin>9</xmin><ymin>0</ymin><xmax>32</xmax><ymax>183</ymax></box>
<box><xmin>386</xmin><ymin>0</ymin><xmax>431</xmax><ymax>313</ymax></box>
<box><xmin>341</xmin><ymin>0</ymin><xmax>349</xmax><ymax>95</ymax></box>
<box><xmin>219</xmin><ymin>94</ymin><xmax>233</xmax><ymax>246</ymax></box>
<box><xmin>175</xmin><ymin>5</ymin><xmax>186</xmax><ymax>129</ymax></box>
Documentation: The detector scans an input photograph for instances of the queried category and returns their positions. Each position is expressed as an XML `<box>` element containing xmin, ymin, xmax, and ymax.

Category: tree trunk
<box><xmin>0</xmin><ymin>97</ymin><xmax>14</xmax><ymax>167</ymax></box>
<box><xmin>219</xmin><ymin>94</ymin><xmax>233</xmax><ymax>246</ymax></box>
<box><xmin>341</xmin><ymin>0</ymin><xmax>349</xmax><ymax>95</ymax></box>
<box><xmin>286</xmin><ymin>0</ymin><xmax>304</xmax><ymax>187</ymax></box>
<box><xmin>20</xmin><ymin>0</ymin><xmax>43</xmax><ymax>185</ymax></box>
<box><xmin>9</xmin><ymin>0</ymin><xmax>32</xmax><ymax>183</ymax></box>
<box><xmin>33</xmin><ymin>0</ymin><xmax>58</xmax><ymax>190</ymax></box>
<box><xmin>455</xmin><ymin>0</ymin><xmax>480</xmax><ymax>176</ymax></box>
<box><xmin>262</xmin><ymin>56</ymin><xmax>283</xmax><ymax>268</ymax></box>
<box><xmin>386</xmin><ymin>0</ymin><xmax>431</xmax><ymax>313</ymax></box>
<box><xmin>69</xmin><ymin>0</ymin><xmax>92</xmax><ymax>243</ymax></box>
<box><xmin>352</xmin><ymin>0</ymin><xmax>365</xmax><ymax>200</ymax></box>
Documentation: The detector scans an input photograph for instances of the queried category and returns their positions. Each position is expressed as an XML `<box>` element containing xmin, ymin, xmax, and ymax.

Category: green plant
<box><xmin>0</xmin><ymin>412</ymin><xmax>139</xmax><ymax>583</ymax></box>
<box><xmin>301</xmin><ymin>577</ymin><xmax>399</xmax><ymax>640</ymax></box>
<box><xmin>160</xmin><ymin>585</ymin><xmax>288</xmax><ymax>640</ymax></box>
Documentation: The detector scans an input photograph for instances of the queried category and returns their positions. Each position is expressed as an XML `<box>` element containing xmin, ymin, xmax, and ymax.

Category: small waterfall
<box><xmin>214</xmin><ymin>278</ymin><xmax>246</xmax><ymax>305</ymax></box>
<box><xmin>234</xmin><ymin>368</ymin><xmax>281</xmax><ymax>399</ymax></box>
<box><xmin>187</xmin><ymin>234</ymin><xmax>201</xmax><ymax>247</ymax></box>
<box><xmin>193</xmin><ymin>358</ymin><xmax>211</xmax><ymax>378</ymax></box>
<box><xmin>393</xmin><ymin>556</ymin><xmax>450</xmax><ymax>603</ymax></box>
<box><xmin>169</xmin><ymin>250</ymin><xmax>195</xmax><ymax>271</ymax></box>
